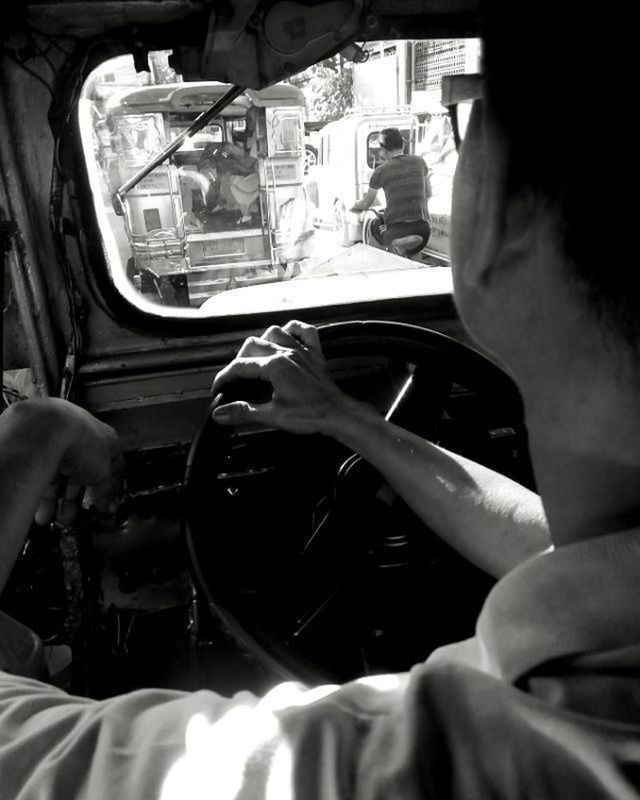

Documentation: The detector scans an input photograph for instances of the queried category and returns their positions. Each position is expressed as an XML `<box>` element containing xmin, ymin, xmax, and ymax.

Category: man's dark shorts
<box><xmin>370</xmin><ymin>217</ymin><xmax>431</xmax><ymax>255</ymax></box>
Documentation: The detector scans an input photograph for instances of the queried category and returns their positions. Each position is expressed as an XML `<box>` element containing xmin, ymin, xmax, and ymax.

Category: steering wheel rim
<box><xmin>183</xmin><ymin>321</ymin><xmax>530</xmax><ymax>684</ymax></box>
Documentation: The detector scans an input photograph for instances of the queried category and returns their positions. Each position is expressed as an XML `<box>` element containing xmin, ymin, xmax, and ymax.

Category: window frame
<box><xmin>70</xmin><ymin>43</ymin><xmax>457</xmax><ymax>337</ymax></box>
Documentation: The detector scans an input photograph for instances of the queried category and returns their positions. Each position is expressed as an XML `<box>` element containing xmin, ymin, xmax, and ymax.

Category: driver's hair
<box><xmin>481</xmin><ymin>1</ymin><xmax>637</xmax><ymax>347</ymax></box>
<box><xmin>379</xmin><ymin>128</ymin><xmax>405</xmax><ymax>152</ymax></box>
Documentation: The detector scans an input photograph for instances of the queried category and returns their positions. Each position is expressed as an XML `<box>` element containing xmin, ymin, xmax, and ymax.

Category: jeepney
<box><xmin>104</xmin><ymin>82</ymin><xmax>313</xmax><ymax>306</ymax></box>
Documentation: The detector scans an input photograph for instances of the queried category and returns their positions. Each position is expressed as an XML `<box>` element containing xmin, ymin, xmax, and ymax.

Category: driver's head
<box><xmin>452</xmin><ymin>1</ymin><xmax>635</xmax><ymax>378</ymax></box>
<box><xmin>231</xmin><ymin>128</ymin><xmax>248</xmax><ymax>151</ymax></box>
<box><xmin>379</xmin><ymin>128</ymin><xmax>405</xmax><ymax>156</ymax></box>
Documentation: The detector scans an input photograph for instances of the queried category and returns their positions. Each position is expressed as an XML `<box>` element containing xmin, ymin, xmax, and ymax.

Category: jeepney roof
<box><xmin>105</xmin><ymin>82</ymin><xmax>304</xmax><ymax>117</ymax></box>
<box><xmin>245</xmin><ymin>84</ymin><xmax>305</xmax><ymax>107</ymax></box>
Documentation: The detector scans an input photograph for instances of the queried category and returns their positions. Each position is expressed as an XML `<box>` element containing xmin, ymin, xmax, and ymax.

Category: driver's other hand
<box><xmin>211</xmin><ymin>320</ymin><xmax>348</xmax><ymax>435</ymax></box>
<box><xmin>26</xmin><ymin>399</ymin><xmax>124</xmax><ymax>527</ymax></box>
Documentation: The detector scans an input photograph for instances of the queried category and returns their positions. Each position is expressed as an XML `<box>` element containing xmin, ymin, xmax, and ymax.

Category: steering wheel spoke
<box><xmin>292</xmin><ymin>586</ymin><xmax>341</xmax><ymax>639</ymax></box>
<box><xmin>386</xmin><ymin>363</ymin><xmax>454</xmax><ymax>441</ymax></box>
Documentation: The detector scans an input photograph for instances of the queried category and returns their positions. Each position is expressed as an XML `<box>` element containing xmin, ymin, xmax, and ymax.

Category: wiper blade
<box><xmin>116</xmin><ymin>83</ymin><xmax>245</xmax><ymax>202</ymax></box>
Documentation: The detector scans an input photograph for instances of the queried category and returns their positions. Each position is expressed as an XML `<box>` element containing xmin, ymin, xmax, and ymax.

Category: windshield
<box><xmin>79</xmin><ymin>41</ymin><xmax>476</xmax><ymax>319</ymax></box>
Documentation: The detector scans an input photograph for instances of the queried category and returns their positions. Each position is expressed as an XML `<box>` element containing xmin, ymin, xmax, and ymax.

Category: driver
<box><xmin>2</xmin><ymin>1</ymin><xmax>639</xmax><ymax>797</ymax></box>
<box><xmin>351</xmin><ymin>127</ymin><xmax>432</xmax><ymax>257</ymax></box>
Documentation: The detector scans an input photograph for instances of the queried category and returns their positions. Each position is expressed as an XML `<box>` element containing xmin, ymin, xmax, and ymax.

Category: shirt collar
<box><xmin>476</xmin><ymin>529</ymin><xmax>640</xmax><ymax>683</ymax></box>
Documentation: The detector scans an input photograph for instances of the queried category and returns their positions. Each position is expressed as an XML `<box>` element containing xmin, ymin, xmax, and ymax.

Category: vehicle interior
<box><xmin>0</xmin><ymin>0</ymin><xmax>533</xmax><ymax>700</ymax></box>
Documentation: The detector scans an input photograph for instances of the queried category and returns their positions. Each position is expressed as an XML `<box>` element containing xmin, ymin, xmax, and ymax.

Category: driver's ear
<box><xmin>453</xmin><ymin>105</ymin><xmax>514</xmax><ymax>288</ymax></box>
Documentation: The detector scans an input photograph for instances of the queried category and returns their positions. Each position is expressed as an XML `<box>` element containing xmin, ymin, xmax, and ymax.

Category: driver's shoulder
<box><xmin>392</xmin><ymin>660</ymin><xmax>640</xmax><ymax>794</ymax></box>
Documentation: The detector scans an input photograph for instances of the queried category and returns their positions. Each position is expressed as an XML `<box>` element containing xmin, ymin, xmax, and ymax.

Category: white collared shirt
<box><xmin>2</xmin><ymin>530</ymin><xmax>640</xmax><ymax>798</ymax></box>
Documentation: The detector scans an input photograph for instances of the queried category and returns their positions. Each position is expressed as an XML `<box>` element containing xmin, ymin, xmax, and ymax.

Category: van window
<box><xmin>79</xmin><ymin>41</ymin><xmax>477</xmax><ymax>320</ymax></box>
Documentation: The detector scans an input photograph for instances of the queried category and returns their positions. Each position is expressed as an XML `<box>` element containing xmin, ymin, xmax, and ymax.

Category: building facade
<box><xmin>353</xmin><ymin>39</ymin><xmax>481</xmax><ymax>113</ymax></box>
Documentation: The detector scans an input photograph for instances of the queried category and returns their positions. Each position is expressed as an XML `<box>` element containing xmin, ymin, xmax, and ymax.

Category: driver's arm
<box><xmin>212</xmin><ymin>321</ymin><xmax>550</xmax><ymax>580</ymax></box>
<box><xmin>0</xmin><ymin>399</ymin><xmax>123</xmax><ymax>593</ymax></box>
<box><xmin>351</xmin><ymin>188</ymin><xmax>378</xmax><ymax>213</ymax></box>
<box><xmin>323</xmin><ymin>402</ymin><xmax>549</xmax><ymax>578</ymax></box>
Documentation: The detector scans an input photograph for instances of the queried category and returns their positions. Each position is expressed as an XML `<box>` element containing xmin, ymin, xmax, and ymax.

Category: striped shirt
<box><xmin>369</xmin><ymin>154</ymin><xmax>430</xmax><ymax>225</ymax></box>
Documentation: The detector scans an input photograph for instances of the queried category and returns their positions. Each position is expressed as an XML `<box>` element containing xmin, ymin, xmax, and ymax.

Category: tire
<box><xmin>333</xmin><ymin>202</ymin><xmax>352</xmax><ymax>247</ymax></box>
<box><xmin>126</xmin><ymin>257</ymin><xmax>137</xmax><ymax>283</ymax></box>
<box><xmin>304</xmin><ymin>145</ymin><xmax>318</xmax><ymax>175</ymax></box>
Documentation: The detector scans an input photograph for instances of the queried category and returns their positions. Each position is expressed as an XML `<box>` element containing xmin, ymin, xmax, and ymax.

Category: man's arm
<box><xmin>351</xmin><ymin>187</ymin><xmax>378</xmax><ymax>213</ymax></box>
<box><xmin>0</xmin><ymin>399</ymin><xmax>123</xmax><ymax>593</ymax></box>
<box><xmin>211</xmin><ymin>321</ymin><xmax>550</xmax><ymax>579</ymax></box>
<box><xmin>325</xmin><ymin>400</ymin><xmax>548</xmax><ymax>577</ymax></box>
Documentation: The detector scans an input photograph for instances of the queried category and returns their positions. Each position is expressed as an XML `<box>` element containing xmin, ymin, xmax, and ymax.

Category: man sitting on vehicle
<box><xmin>351</xmin><ymin>126</ymin><xmax>432</xmax><ymax>257</ymax></box>
<box><xmin>215</xmin><ymin>131</ymin><xmax>260</xmax><ymax>226</ymax></box>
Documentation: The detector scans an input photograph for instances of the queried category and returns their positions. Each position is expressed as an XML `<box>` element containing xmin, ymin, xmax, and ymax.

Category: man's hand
<box><xmin>0</xmin><ymin>399</ymin><xmax>124</xmax><ymax>592</ymax></box>
<box><xmin>2</xmin><ymin>399</ymin><xmax>123</xmax><ymax>528</ymax></box>
<box><xmin>34</xmin><ymin>400</ymin><xmax>124</xmax><ymax>527</ymax></box>
<box><xmin>211</xmin><ymin>320</ymin><xmax>356</xmax><ymax>435</ymax></box>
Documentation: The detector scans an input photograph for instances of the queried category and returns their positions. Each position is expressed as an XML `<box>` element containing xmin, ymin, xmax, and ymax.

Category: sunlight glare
<box><xmin>160</xmin><ymin>704</ymin><xmax>279</xmax><ymax>800</ymax></box>
<box><xmin>354</xmin><ymin>673</ymin><xmax>402</xmax><ymax>692</ymax></box>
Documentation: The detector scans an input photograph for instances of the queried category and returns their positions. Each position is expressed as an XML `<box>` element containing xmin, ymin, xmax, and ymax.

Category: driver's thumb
<box><xmin>212</xmin><ymin>400</ymin><xmax>267</xmax><ymax>426</ymax></box>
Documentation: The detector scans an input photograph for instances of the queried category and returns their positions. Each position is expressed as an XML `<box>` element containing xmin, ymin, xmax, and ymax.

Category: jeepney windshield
<box><xmin>79</xmin><ymin>43</ymin><xmax>473</xmax><ymax>320</ymax></box>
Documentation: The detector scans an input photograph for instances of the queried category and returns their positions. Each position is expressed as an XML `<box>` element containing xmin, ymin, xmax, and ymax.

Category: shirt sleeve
<box><xmin>0</xmin><ymin>672</ymin><xmax>400</xmax><ymax>800</ymax></box>
<box><xmin>1</xmin><ymin>652</ymin><xmax>625</xmax><ymax>799</ymax></box>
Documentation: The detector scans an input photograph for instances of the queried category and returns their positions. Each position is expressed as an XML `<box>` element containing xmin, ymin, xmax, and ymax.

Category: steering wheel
<box><xmin>183</xmin><ymin>321</ymin><xmax>531</xmax><ymax>684</ymax></box>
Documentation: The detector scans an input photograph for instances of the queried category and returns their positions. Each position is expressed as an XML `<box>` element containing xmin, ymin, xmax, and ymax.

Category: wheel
<box><xmin>183</xmin><ymin>321</ymin><xmax>532</xmax><ymax>684</ymax></box>
<box><xmin>333</xmin><ymin>201</ymin><xmax>352</xmax><ymax>247</ymax></box>
<box><xmin>126</xmin><ymin>257</ymin><xmax>138</xmax><ymax>284</ymax></box>
<box><xmin>304</xmin><ymin>144</ymin><xmax>318</xmax><ymax>175</ymax></box>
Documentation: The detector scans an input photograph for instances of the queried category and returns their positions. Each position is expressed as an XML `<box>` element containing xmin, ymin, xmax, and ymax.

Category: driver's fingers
<box><xmin>261</xmin><ymin>325</ymin><xmax>305</xmax><ymax>350</ymax></box>
<box><xmin>58</xmin><ymin>482</ymin><xmax>84</xmax><ymax>528</ymax></box>
<box><xmin>236</xmin><ymin>335</ymin><xmax>288</xmax><ymax>359</ymax></box>
<box><xmin>34</xmin><ymin>479</ymin><xmax>62</xmax><ymax>526</ymax></box>
<box><xmin>282</xmin><ymin>320</ymin><xmax>322</xmax><ymax>352</ymax></box>
<box><xmin>211</xmin><ymin>400</ymin><xmax>272</xmax><ymax>426</ymax></box>
<box><xmin>211</xmin><ymin>358</ymin><xmax>270</xmax><ymax>396</ymax></box>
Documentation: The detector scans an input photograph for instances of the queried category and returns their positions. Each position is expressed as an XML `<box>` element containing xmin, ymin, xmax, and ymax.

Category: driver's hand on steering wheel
<box><xmin>211</xmin><ymin>320</ymin><xmax>352</xmax><ymax>435</ymax></box>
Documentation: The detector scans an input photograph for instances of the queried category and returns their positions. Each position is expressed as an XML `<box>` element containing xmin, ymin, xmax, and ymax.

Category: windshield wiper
<box><xmin>116</xmin><ymin>83</ymin><xmax>245</xmax><ymax>203</ymax></box>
